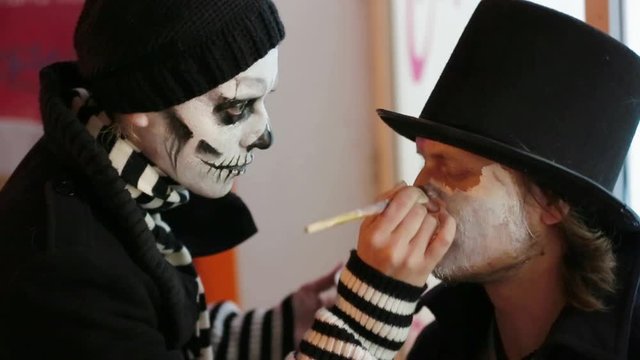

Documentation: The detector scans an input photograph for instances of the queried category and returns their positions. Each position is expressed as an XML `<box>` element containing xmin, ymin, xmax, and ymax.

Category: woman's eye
<box><xmin>215</xmin><ymin>99</ymin><xmax>256</xmax><ymax>125</ymax></box>
<box><xmin>227</xmin><ymin>101</ymin><xmax>248</xmax><ymax>116</ymax></box>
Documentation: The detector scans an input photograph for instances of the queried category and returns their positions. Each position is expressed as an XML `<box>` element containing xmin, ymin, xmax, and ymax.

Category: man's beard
<box><xmin>431</xmin><ymin>164</ymin><xmax>538</xmax><ymax>283</ymax></box>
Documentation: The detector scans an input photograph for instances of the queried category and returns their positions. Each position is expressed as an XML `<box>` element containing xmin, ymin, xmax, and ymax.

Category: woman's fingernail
<box><xmin>394</xmin><ymin>180</ymin><xmax>408</xmax><ymax>188</ymax></box>
<box><xmin>386</xmin><ymin>181</ymin><xmax>407</xmax><ymax>194</ymax></box>
<box><xmin>416</xmin><ymin>184</ymin><xmax>441</xmax><ymax>212</ymax></box>
<box><xmin>377</xmin><ymin>181</ymin><xmax>408</xmax><ymax>201</ymax></box>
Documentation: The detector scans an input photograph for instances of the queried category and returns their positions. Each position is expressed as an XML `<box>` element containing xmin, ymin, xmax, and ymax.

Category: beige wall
<box><xmin>235</xmin><ymin>0</ymin><xmax>377</xmax><ymax>308</ymax></box>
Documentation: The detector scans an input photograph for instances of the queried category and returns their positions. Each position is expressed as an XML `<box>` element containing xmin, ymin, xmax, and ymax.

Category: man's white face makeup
<box><xmin>427</xmin><ymin>164</ymin><xmax>538</xmax><ymax>282</ymax></box>
<box><xmin>126</xmin><ymin>48</ymin><xmax>279</xmax><ymax>198</ymax></box>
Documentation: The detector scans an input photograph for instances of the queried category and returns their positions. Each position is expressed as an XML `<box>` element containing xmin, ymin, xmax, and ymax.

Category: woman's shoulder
<box><xmin>0</xmin><ymin>142</ymin><xmax>149</xmax><ymax>289</ymax></box>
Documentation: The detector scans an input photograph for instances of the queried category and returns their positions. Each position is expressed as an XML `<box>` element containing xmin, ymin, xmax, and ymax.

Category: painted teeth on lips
<box><xmin>231</xmin><ymin>168</ymin><xmax>247</xmax><ymax>176</ymax></box>
<box><xmin>201</xmin><ymin>154</ymin><xmax>253</xmax><ymax>170</ymax></box>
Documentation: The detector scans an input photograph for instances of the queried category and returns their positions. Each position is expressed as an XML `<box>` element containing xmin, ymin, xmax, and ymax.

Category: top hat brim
<box><xmin>377</xmin><ymin>108</ymin><xmax>640</xmax><ymax>235</ymax></box>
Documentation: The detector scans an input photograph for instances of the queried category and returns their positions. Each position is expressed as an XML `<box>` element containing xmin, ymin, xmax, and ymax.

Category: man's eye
<box><xmin>446</xmin><ymin>168</ymin><xmax>471</xmax><ymax>180</ymax></box>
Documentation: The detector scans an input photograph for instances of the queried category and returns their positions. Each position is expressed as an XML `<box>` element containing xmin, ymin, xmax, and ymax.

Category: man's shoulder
<box><xmin>407</xmin><ymin>318</ymin><xmax>445</xmax><ymax>359</ymax></box>
<box><xmin>408</xmin><ymin>283</ymin><xmax>493</xmax><ymax>359</ymax></box>
<box><xmin>419</xmin><ymin>282</ymin><xmax>490</xmax><ymax>313</ymax></box>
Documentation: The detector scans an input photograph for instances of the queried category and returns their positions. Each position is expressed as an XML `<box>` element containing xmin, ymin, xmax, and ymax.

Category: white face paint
<box><xmin>430</xmin><ymin>164</ymin><xmax>536</xmax><ymax>282</ymax></box>
<box><xmin>130</xmin><ymin>49</ymin><xmax>279</xmax><ymax>198</ymax></box>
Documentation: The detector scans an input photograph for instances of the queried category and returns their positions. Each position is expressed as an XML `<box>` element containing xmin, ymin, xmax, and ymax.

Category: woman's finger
<box><xmin>424</xmin><ymin>211</ymin><xmax>456</xmax><ymax>264</ymax></box>
<box><xmin>408</xmin><ymin>214</ymin><xmax>439</xmax><ymax>262</ymax></box>
<box><xmin>390</xmin><ymin>204</ymin><xmax>428</xmax><ymax>248</ymax></box>
<box><xmin>370</xmin><ymin>187</ymin><xmax>428</xmax><ymax>236</ymax></box>
<box><xmin>361</xmin><ymin>182</ymin><xmax>408</xmax><ymax>228</ymax></box>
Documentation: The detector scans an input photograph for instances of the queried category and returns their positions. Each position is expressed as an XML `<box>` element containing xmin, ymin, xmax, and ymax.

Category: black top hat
<box><xmin>378</xmin><ymin>0</ymin><xmax>640</xmax><ymax>234</ymax></box>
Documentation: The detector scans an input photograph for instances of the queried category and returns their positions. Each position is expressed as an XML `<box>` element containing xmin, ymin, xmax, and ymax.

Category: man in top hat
<box><xmin>374</xmin><ymin>0</ymin><xmax>640</xmax><ymax>359</ymax></box>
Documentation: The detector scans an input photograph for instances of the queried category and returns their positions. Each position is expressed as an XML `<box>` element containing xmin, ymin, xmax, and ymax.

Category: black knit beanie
<box><xmin>74</xmin><ymin>0</ymin><xmax>285</xmax><ymax>114</ymax></box>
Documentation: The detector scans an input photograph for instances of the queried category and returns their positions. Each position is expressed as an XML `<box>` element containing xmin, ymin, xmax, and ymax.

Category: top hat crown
<box><xmin>378</xmin><ymin>0</ymin><xmax>640</xmax><ymax>233</ymax></box>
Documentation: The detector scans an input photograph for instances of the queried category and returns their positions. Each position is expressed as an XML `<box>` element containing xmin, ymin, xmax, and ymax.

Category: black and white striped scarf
<box><xmin>70</xmin><ymin>88</ymin><xmax>214</xmax><ymax>359</ymax></box>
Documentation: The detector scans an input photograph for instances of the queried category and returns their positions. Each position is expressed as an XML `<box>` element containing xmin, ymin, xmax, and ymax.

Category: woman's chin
<box><xmin>186</xmin><ymin>180</ymin><xmax>234</xmax><ymax>199</ymax></box>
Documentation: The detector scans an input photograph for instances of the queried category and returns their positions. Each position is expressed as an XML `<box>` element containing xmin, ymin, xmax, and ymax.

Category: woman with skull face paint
<box><xmin>0</xmin><ymin>0</ymin><xmax>292</xmax><ymax>357</ymax></box>
<box><xmin>0</xmin><ymin>0</ymin><xmax>457</xmax><ymax>359</ymax></box>
<box><xmin>377</xmin><ymin>1</ymin><xmax>640</xmax><ymax>359</ymax></box>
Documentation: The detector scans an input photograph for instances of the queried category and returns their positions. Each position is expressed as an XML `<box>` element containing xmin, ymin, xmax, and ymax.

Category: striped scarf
<box><xmin>70</xmin><ymin>88</ymin><xmax>215</xmax><ymax>359</ymax></box>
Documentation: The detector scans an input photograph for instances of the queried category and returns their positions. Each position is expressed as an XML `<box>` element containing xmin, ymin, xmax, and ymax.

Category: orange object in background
<box><xmin>194</xmin><ymin>183</ymin><xmax>240</xmax><ymax>305</ymax></box>
<box><xmin>194</xmin><ymin>250</ymin><xmax>239</xmax><ymax>304</ymax></box>
<box><xmin>192</xmin><ymin>181</ymin><xmax>243</xmax><ymax>305</ymax></box>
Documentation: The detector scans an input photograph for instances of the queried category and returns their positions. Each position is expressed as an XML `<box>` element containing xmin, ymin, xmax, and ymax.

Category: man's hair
<box><xmin>559</xmin><ymin>209</ymin><xmax>616</xmax><ymax>311</ymax></box>
<box><xmin>523</xmin><ymin>179</ymin><xmax>616</xmax><ymax>311</ymax></box>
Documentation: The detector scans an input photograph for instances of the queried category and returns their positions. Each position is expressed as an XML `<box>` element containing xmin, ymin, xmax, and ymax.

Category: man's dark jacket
<box><xmin>409</xmin><ymin>234</ymin><xmax>640</xmax><ymax>360</ymax></box>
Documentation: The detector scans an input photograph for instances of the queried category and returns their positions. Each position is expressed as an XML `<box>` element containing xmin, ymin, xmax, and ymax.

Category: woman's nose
<box><xmin>247</xmin><ymin>127</ymin><xmax>272</xmax><ymax>151</ymax></box>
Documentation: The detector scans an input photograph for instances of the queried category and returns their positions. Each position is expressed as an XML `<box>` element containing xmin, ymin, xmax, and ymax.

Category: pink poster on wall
<box><xmin>0</xmin><ymin>1</ymin><xmax>83</xmax><ymax>181</ymax></box>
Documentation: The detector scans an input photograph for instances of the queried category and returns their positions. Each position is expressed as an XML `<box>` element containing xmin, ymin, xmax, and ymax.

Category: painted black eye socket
<box><xmin>215</xmin><ymin>98</ymin><xmax>257</xmax><ymax>126</ymax></box>
<box><xmin>226</xmin><ymin>100</ymin><xmax>249</xmax><ymax>116</ymax></box>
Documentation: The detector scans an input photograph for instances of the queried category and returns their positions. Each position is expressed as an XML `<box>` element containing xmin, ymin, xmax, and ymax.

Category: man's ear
<box><xmin>528</xmin><ymin>183</ymin><xmax>570</xmax><ymax>225</ymax></box>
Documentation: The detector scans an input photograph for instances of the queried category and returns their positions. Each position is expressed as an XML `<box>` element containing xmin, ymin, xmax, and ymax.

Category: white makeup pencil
<box><xmin>305</xmin><ymin>187</ymin><xmax>439</xmax><ymax>234</ymax></box>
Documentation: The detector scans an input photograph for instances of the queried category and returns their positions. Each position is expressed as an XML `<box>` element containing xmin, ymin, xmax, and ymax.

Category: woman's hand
<box><xmin>291</xmin><ymin>264</ymin><xmax>341</xmax><ymax>347</ymax></box>
<box><xmin>357</xmin><ymin>185</ymin><xmax>456</xmax><ymax>287</ymax></box>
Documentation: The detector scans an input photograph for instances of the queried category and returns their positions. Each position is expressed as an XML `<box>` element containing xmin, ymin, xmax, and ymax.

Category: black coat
<box><xmin>0</xmin><ymin>63</ymin><xmax>257</xmax><ymax>359</ymax></box>
<box><xmin>408</xmin><ymin>234</ymin><xmax>640</xmax><ymax>360</ymax></box>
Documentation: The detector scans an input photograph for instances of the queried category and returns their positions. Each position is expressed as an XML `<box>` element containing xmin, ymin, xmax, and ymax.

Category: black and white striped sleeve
<box><xmin>209</xmin><ymin>296</ymin><xmax>295</xmax><ymax>359</ymax></box>
<box><xmin>290</xmin><ymin>250</ymin><xmax>425</xmax><ymax>359</ymax></box>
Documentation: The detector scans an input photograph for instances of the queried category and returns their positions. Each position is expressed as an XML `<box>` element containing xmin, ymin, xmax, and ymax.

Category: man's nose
<box><xmin>247</xmin><ymin>127</ymin><xmax>272</xmax><ymax>151</ymax></box>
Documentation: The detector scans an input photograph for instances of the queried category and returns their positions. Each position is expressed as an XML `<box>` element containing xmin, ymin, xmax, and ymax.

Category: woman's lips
<box><xmin>199</xmin><ymin>155</ymin><xmax>252</xmax><ymax>178</ymax></box>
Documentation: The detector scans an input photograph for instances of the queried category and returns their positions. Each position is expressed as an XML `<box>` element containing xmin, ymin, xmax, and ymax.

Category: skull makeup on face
<box><xmin>429</xmin><ymin>164</ymin><xmax>538</xmax><ymax>282</ymax></box>
<box><xmin>127</xmin><ymin>49</ymin><xmax>279</xmax><ymax>198</ymax></box>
